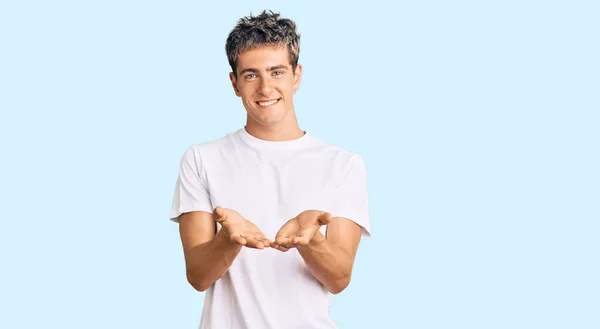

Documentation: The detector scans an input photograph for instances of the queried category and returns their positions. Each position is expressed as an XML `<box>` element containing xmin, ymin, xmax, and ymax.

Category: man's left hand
<box><xmin>271</xmin><ymin>210</ymin><xmax>332</xmax><ymax>252</ymax></box>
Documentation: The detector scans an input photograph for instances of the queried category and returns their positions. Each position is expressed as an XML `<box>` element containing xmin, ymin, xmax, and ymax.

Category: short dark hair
<box><xmin>226</xmin><ymin>10</ymin><xmax>301</xmax><ymax>77</ymax></box>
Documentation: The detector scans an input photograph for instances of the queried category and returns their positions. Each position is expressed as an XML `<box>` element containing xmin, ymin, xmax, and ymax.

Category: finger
<box><xmin>231</xmin><ymin>234</ymin><xmax>246</xmax><ymax>246</ymax></box>
<box><xmin>276</xmin><ymin>237</ymin><xmax>292</xmax><ymax>246</ymax></box>
<box><xmin>273</xmin><ymin>239</ymin><xmax>292</xmax><ymax>249</ymax></box>
<box><xmin>291</xmin><ymin>235</ymin><xmax>302</xmax><ymax>245</ymax></box>
<box><xmin>270</xmin><ymin>241</ymin><xmax>287</xmax><ymax>249</ymax></box>
<box><xmin>276</xmin><ymin>245</ymin><xmax>289</xmax><ymax>252</ymax></box>
<box><xmin>318</xmin><ymin>212</ymin><xmax>332</xmax><ymax>225</ymax></box>
<box><xmin>245</xmin><ymin>236</ymin><xmax>266</xmax><ymax>249</ymax></box>
<box><xmin>258</xmin><ymin>237</ymin><xmax>272</xmax><ymax>248</ymax></box>
<box><xmin>293</xmin><ymin>231</ymin><xmax>312</xmax><ymax>246</ymax></box>
<box><xmin>288</xmin><ymin>233</ymin><xmax>304</xmax><ymax>247</ymax></box>
<box><xmin>250</xmin><ymin>235</ymin><xmax>271</xmax><ymax>248</ymax></box>
<box><xmin>282</xmin><ymin>232</ymin><xmax>300</xmax><ymax>247</ymax></box>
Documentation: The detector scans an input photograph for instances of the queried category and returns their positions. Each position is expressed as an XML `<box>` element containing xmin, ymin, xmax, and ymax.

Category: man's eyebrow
<box><xmin>239</xmin><ymin>68</ymin><xmax>258</xmax><ymax>75</ymax></box>
<box><xmin>267</xmin><ymin>65</ymin><xmax>288</xmax><ymax>71</ymax></box>
<box><xmin>238</xmin><ymin>65</ymin><xmax>289</xmax><ymax>76</ymax></box>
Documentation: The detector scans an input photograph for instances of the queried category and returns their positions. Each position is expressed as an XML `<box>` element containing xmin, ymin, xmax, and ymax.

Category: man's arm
<box><xmin>296</xmin><ymin>217</ymin><xmax>362</xmax><ymax>294</ymax></box>
<box><xmin>179</xmin><ymin>211</ymin><xmax>242</xmax><ymax>292</ymax></box>
<box><xmin>179</xmin><ymin>207</ymin><xmax>272</xmax><ymax>292</ymax></box>
<box><xmin>272</xmin><ymin>211</ymin><xmax>363</xmax><ymax>294</ymax></box>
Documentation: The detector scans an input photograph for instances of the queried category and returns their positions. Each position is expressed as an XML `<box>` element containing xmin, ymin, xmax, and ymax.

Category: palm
<box><xmin>213</xmin><ymin>206</ymin><xmax>271</xmax><ymax>249</ymax></box>
<box><xmin>274</xmin><ymin>210</ymin><xmax>332</xmax><ymax>249</ymax></box>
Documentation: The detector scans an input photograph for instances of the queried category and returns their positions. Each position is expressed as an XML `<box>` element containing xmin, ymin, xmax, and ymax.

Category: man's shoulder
<box><xmin>308</xmin><ymin>134</ymin><xmax>364</xmax><ymax>163</ymax></box>
<box><xmin>177</xmin><ymin>129</ymin><xmax>242</xmax><ymax>166</ymax></box>
<box><xmin>185</xmin><ymin>129</ymin><xmax>241</xmax><ymax>152</ymax></box>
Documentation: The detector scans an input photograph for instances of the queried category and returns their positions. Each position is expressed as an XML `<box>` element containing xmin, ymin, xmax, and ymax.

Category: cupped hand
<box><xmin>271</xmin><ymin>210</ymin><xmax>332</xmax><ymax>251</ymax></box>
<box><xmin>213</xmin><ymin>206</ymin><xmax>272</xmax><ymax>249</ymax></box>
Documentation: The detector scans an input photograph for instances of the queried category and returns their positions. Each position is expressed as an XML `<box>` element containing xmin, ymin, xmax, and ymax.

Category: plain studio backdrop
<box><xmin>0</xmin><ymin>1</ymin><xmax>598</xmax><ymax>328</ymax></box>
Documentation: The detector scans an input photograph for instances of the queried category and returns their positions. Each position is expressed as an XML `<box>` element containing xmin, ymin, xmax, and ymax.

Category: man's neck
<box><xmin>244</xmin><ymin>124</ymin><xmax>305</xmax><ymax>142</ymax></box>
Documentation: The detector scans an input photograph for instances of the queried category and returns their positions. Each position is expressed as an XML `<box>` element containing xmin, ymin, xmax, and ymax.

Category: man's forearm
<box><xmin>296</xmin><ymin>231</ymin><xmax>353</xmax><ymax>294</ymax></box>
<box><xmin>185</xmin><ymin>228</ymin><xmax>242</xmax><ymax>291</ymax></box>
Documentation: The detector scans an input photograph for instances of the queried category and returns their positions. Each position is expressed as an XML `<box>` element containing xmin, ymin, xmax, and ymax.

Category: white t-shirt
<box><xmin>170</xmin><ymin>127</ymin><xmax>371</xmax><ymax>329</ymax></box>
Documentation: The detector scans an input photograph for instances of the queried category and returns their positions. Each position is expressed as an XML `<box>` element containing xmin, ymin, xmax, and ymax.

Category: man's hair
<box><xmin>226</xmin><ymin>10</ymin><xmax>301</xmax><ymax>78</ymax></box>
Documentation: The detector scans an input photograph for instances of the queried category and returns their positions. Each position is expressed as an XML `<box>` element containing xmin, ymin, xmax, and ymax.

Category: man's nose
<box><xmin>257</xmin><ymin>77</ymin><xmax>275</xmax><ymax>95</ymax></box>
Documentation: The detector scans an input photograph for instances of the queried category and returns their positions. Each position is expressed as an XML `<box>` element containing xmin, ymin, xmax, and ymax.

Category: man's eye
<box><xmin>245</xmin><ymin>74</ymin><xmax>257</xmax><ymax>79</ymax></box>
<box><xmin>273</xmin><ymin>71</ymin><xmax>283</xmax><ymax>76</ymax></box>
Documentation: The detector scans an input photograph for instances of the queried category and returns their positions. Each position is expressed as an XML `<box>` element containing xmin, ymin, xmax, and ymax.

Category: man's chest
<box><xmin>205</xmin><ymin>154</ymin><xmax>335</xmax><ymax>236</ymax></box>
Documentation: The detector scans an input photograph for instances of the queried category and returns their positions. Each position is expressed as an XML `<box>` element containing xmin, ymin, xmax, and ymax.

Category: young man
<box><xmin>169</xmin><ymin>10</ymin><xmax>371</xmax><ymax>329</ymax></box>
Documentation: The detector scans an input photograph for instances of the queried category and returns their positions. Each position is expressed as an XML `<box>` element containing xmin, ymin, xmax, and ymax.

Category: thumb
<box><xmin>318</xmin><ymin>212</ymin><xmax>332</xmax><ymax>225</ymax></box>
<box><xmin>214</xmin><ymin>206</ymin><xmax>227</xmax><ymax>222</ymax></box>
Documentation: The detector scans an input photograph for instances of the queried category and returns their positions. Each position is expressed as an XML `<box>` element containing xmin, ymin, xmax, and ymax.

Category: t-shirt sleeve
<box><xmin>331</xmin><ymin>154</ymin><xmax>371</xmax><ymax>238</ymax></box>
<box><xmin>169</xmin><ymin>146</ymin><xmax>214</xmax><ymax>223</ymax></box>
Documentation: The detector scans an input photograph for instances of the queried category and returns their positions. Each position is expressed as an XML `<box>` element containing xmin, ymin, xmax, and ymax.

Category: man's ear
<box><xmin>229</xmin><ymin>72</ymin><xmax>241</xmax><ymax>97</ymax></box>
<box><xmin>293</xmin><ymin>64</ymin><xmax>303</xmax><ymax>92</ymax></box>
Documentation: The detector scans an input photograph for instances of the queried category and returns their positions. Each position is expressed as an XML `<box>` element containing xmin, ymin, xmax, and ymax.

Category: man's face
<box><xmin>230</xmin><ymin>45</ymin><xmax>302</xmax><ymax>128</ymax></box>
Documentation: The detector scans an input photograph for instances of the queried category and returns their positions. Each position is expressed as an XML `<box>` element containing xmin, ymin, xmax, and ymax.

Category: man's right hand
<box><xmin>213</xmin><ymin>206</ymin><xmax>272</xmax><ymax>249</ymax></box>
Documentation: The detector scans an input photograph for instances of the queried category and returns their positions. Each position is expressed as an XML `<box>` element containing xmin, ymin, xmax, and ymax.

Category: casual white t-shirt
<box><xmin>170</xmin><ymin>127</ymin><xmax>371</xmax><ymax>329</ymax></box>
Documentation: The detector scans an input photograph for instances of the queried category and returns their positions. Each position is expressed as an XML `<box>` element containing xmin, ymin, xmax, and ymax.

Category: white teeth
<box><xmin>258</xmin><ymin>99</ymin><xmax>278</xmax><ymax>106</ymax></box>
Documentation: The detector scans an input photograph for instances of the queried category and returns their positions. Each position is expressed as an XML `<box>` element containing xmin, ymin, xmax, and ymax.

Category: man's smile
<box><xmin>256</xmin><ymin>98</ymin><xmax>281</xmax><ymax>107</ymax></box>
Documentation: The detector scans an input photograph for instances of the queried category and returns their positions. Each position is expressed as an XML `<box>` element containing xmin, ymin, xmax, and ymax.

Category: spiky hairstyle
<box><xmin>226</xmin><ymin>10</ymin><xmax>301</xmax><ymax>77</ymax></box>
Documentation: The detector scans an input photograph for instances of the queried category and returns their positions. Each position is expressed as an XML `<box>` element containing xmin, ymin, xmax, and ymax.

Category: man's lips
<box><xmin>256</xmin><ymin>98</ymin><xmax>281</xmax><ymax>107</ymax></box>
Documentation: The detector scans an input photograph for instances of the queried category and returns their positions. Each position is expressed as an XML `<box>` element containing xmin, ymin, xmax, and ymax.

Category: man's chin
<box><xmin>247</xmin><ymin>115</ymin><xmax>279</xmax><ymax>127</ymax></box>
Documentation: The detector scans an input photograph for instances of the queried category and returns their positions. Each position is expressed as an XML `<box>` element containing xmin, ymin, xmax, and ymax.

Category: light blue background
<box><xmin>1</xmin><ymin>1</ymin><xmax>598</xmax><ymax>328</ymax></box>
